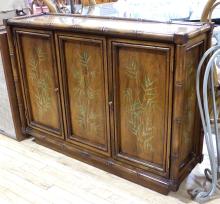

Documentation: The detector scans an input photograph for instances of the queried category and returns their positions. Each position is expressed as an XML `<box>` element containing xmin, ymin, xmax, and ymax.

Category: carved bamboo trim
<box><xmin>5</xmin><ymin>24</ymin><xmax>28</xmax><ymax>136</ymax></box>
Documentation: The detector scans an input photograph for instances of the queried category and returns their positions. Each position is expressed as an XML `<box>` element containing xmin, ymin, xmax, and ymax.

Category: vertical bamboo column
<box><xmin>3</xmin><ymin>20</ymin><xmax>28</xmax><ymax>140</ymax></box>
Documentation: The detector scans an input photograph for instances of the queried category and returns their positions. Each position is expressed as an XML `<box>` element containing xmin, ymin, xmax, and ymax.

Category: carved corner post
<box><xmin>170</xmin><ymin>36</ymin><xmax>187</xmax><ymax>190</ymax></box>
<box><xmin>3</xmin><ymin>20</ymin><xmax>28</xmax><ymax>141</ymax></box>
<box><xmin>0</xmin><ymin>31</ymin><xmax>24</xmax><ymax>141</ymax></box>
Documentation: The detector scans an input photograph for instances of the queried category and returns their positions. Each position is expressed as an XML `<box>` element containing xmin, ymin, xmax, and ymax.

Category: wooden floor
<box><xmin>0</xmin><ymin>134</ymin><xmax>219</xmax><ymax>204</ymax></box>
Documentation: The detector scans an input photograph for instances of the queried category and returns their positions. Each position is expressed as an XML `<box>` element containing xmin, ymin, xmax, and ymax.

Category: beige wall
<box><xmin>0</xmin><ymin>0</ymin><xmax>27</xmax><ymax>11</ymax></box>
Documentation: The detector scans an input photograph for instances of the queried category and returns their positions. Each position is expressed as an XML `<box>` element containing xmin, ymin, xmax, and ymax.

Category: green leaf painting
<box><xmin>73</xmin><ymin>51</ymin><xmax>100</xmax><ymax>133</ymax></box>
<box><xmin>124</xmin><ymin>59</ymin><xmax>157</xmax><ymax>153</ymax></box>
<box><xmin>28</xmin><ymin>47</ymin><xmax>51</xmax><ymax>115</ymax></box>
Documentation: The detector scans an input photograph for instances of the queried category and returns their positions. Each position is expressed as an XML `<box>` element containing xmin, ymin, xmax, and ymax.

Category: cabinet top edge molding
<box><xmin>5</xmin><ymin>13</ymin><xmax>211</xmax><ymax>44</ymax></box>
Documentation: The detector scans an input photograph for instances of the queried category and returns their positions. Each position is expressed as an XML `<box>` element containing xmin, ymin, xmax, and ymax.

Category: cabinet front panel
<box><xmin>15</xmin><ymin>30</ymin><xmax>63</xmax><ymax>138</ymax></box>
<box><xmin>57</xmin><ymin>34</ymin><xmax>110</xmax><ymax>155</ymax></box>
<box><xmin>111</xmin><ymin>40</ymin><xmax>173</xmax><ymax>175</ymax></box>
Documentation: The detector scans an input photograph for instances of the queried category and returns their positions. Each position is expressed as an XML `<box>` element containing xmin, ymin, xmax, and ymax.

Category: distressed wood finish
<box><xmin>14</xmin><ymin>29</ymin><xmax>64</xmax><ymax>139</ymax></box>
<box><xmin>180</xmin><ymin>43</ymin><xmax>203</xmax><ymax>167</ymax></box>
<box><xmin>56</xmin><ymin>33</ymin><xmax>110</xmax><ymax>155</ymax></box>
<box><xmin>0</xmin><ymin>30</ymin><xmax>26</xmax><ymax>141</ymax></box>
<box><xmin>6</xmin><ymin>14</ymin><xmax>211</xmax><ymax>42</ymax></box>
<box><xmin>110</xmin><ymin>39</ymin><xmax>173</xmax><ymax>177</ymax></box>
<box><xmin>5</xmin><ymin>13</ymin><xmax>212</xmax><ymax>195</ymax></box>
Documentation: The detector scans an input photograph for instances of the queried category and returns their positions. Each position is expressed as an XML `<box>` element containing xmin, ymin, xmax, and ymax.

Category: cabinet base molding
<box><xmin>34</xmin><ymin>135</ymin><xmax>202</xmax><ymax>195</ymax></box>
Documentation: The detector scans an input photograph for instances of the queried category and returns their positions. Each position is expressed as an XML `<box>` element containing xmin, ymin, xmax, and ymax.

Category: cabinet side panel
<box><xmin>179</xmin><ymin>42</ymin><xmax>204</xmax><ymax>168</ymax></box>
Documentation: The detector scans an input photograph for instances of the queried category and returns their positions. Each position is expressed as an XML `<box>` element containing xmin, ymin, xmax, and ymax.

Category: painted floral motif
<box><xmin>29</xmin><ymin>47</ymin><xmax>52</xmax><ymax>114</ymax></box>
<box><xmin>124</xmin><ymin>59</ymin><xmax>157</xmax><ymax>153</ymax></box>
<box><xmin>72</xmin><ymin>51</ymin><xmax>100</xmax><ymax>133</ymax></box>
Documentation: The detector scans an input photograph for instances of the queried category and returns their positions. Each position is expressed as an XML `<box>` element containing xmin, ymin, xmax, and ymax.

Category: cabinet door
<box><xmin>110</xmin><ymin>39</ymin><xmax>173</xmax><ymax>176</ymax></box>
<box><xmin>15</xmin><ymin>29</ymin><xmax>64</xmax><ymax>139</ymax></box>
<box><xmin>56</xmin><ymin>34</ymin><xmax>110</xmax><ymax>156</ymax></box>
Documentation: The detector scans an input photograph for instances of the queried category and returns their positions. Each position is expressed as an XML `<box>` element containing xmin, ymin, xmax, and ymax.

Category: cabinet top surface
<box><xmin>6</xmin><ymin>13</ymin><xmax>211</xmax><ymax>42</ymax></box>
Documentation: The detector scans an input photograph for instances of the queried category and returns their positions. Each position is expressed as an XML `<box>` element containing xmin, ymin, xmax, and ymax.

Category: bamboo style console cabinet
<box><xmin>5</xmin><ymin>13</ymin><xmax>212</xmax><ymax>194</ymax></box>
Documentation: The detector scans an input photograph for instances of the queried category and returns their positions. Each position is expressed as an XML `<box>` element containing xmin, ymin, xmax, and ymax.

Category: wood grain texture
<box><xmin>56</xmin><ymin>33</ymin><xmax>110</xmax><ymax>155</ymax></box>
<box><xmin>6</xmin><ymin>14</ymin><xmax>211</xmax><ymax>44</ymax></box>
<box><xmin>180</xmin><ymin>45</ymin><xmax>202</xmax><ymax>166</ymax></box>
<box><xmin>110</xmin><ymin>39</ymin><xmax>173</xmax><ymax>177</ymax></box>
<box><xmin>14</xmin><ymin>29</ymin><xmax>64</xmax><ymax>139</ymax></box>
<box><xmin>0</xmin><ymin>31</ymin><xmax>24</xmax><ymax>140</ymax></box>
<box><xmin>4</xmin><ymin>14</ymin><xmax>212</xmax><ymax>194</ymax></box>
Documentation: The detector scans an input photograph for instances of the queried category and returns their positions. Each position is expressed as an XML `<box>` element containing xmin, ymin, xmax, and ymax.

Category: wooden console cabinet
<box><xmin>5</xmin><ymin>13</ymin><xmax>212</xmax><ymax>194</ymax></box>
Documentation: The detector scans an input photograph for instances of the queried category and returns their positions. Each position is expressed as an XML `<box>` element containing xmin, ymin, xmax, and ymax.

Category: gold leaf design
<box><xmin>124</xmin><ymin>59</ymin><xmax>157</xmax><ymax>153</ymax></box>
<box><xmin>125</xmin><ymin>60</ymin><xmax>138</xmax><ymax>81</ymax></box>
<box><xmin>73</xmin><ymin>51</ymin><xmax>100</xmax><ymax>133</ymax></box>
<box><xmin>28</xmin><ymin>47</ymin><xmax>51</xmax><ymax>114</ymax></box>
